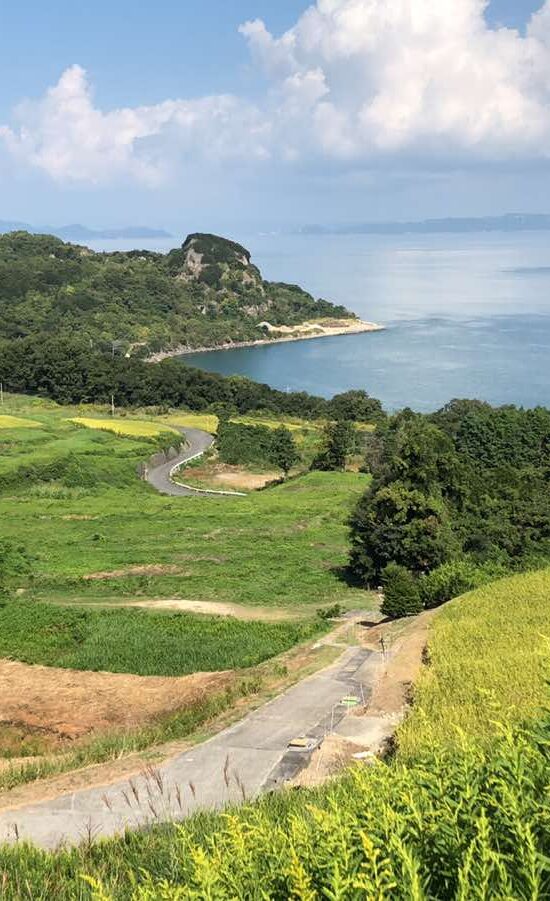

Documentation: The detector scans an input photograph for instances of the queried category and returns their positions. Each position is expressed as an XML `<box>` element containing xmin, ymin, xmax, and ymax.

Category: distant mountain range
<box><xmin>0</xmin><ymin>220</ymin><xmax>172</xmax><ymax>241</ymax></box>
<box><xmin>299</xmin><ymin>214</ymin><xmax>550</xmax><ymax>236</ymax></box>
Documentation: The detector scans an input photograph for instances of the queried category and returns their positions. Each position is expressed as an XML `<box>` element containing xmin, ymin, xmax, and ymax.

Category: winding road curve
<box><xmin>145</xmin><ymin>427</ymin><xmax>245</xmax><ymax>498</ymax></box>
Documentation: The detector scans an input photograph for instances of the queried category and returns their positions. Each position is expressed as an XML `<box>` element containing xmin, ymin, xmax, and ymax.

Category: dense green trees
<box><xmin>0</xmin><ymin>335</ymin><xmax>389</xmax><ymax>429</ymax></box>
<box><xmin>350</xmin><ymin>483</ymin><xmax>455</xmax><ymax>582</ymax></box>
<box><xmin>0</xmin><ymin>336</ymin><xmax>326</xmax><ymax>417</ymax></box>
<box><xmin>0</xmin><ymin>231</ymin><xmax>354</xmax><ymax>354</ymax></box>
<box><xmin>328</xmin><ymin>390</ymin><xmax>385</xmax><ymax>424</ymax></box>
<box><xmin>217</xmin><ymin>421</ymin><xmax>298</xmax><ymax>473</ymax></box>
<box><xmin>313</xmin><ymin>421</ymin><xmax>356</xmax><ymax>470</ymax></box>
<box><xmin>269</xmin><ymin>427</ymin><xmax>300</xmax><ymax>474</ymax></box>
<box><xmin>350</xmin><ymin>402</ymin><xmax>550</xmax><ymax>610</ymax></box>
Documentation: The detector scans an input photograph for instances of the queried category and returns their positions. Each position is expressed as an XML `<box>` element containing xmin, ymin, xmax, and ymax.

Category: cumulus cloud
<box><xmin>242</xmin><ymin>0</ymin><xmax>550</xmax><ymax>161</ymax></box>
<box><xmin>0</xmin><ymin>64</ymin><xmax>270</xmax><ymax>184</ymax></box>
<box><xmin>4</xmin><ymin>0</ymin><xmax>550</xmax><ymax>184</ymax></box>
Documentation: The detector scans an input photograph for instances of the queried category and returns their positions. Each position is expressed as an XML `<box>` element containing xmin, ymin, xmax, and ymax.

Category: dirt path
<box><xmin>118</xmin><ymin>599</ymin><xmax>301</xmax><ymax>621</ymax></box>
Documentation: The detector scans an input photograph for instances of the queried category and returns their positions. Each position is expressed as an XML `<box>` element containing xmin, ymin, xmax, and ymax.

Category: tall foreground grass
<box><xmin>1</xmin><ymin>570</ymin><xmax>549</xmax><ymax>898</ymax></box>
<box><xmin>1</xmin><ymin>725</ymin><xmax>548</xmax><ymax>899</ymax></box>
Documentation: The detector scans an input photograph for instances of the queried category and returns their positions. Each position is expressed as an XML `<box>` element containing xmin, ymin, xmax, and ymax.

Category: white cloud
<box><xmin>4</xmin><ymin>1</ymin><xmax>550</xmax><ymax>185</ymax></box>
<box><xmin>242</xmin><ymin>0</ymin><xmax>550</xmax><ymax>162</ymax></box>
<box><xmin>0</xmin><ymin>65</ymin><xmax>270</xmax><ymax>185</ymax></box>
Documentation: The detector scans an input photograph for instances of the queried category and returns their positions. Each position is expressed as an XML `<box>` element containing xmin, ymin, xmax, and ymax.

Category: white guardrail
<box><xmin>169</xmin><ymin>453</ymin><xmax>248</xmax><ymax>498</ymax></box>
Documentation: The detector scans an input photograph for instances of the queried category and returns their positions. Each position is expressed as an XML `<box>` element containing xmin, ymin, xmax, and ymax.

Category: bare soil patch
<box><xmin>123</xmin><ymin>598</ymin><xmax>300</xmax><ymax>621</ymax></box>
<box><xmin>0</xmin><ymin>659</ymin><xmax>232</xmax><ymax>749</ymax></box>
<box><xmin>180</xmin><ymin>463</ymin><xmax>280</xmax><ymax>491</ymax></box>
<box><xmin>83</xmin><ymin>564</ymin><xmax>186</xmax><ymax>581</ymax></box>
<box><xmin>366</xmin><ymin>610</ymin><xmax>436</xmax><ymax>716</ymax></box>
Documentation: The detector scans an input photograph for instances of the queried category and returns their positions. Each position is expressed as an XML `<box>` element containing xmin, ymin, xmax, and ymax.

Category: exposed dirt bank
<box><xmin>0</xmin><ymin>660</ymin><xmax>232</xmax><ymax>748</ymax></box>
<box><xmin>291</xmin><ymin>611</ymin><xmax>435</xmax><ymax>787</ymax></box>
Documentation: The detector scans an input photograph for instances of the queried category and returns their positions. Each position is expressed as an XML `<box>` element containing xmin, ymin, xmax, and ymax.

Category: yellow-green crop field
<box><xmin>68</xmin><ymin>417</ymin><xmax>180</xmax><ymax>439</ymax></box>
<box><xmin>398</xmin><ymin>567</ymin><xmax>550</xmax><ymax>757</ymax></box>
<box><xmin>161</xmin><ymin>412</ymin><xmax>219</xmax><ymax>433</ymax></box>
<box><xmin>0</xmin><ymin>415</ymin><xmax>42</xmax><ymax>429</ymax></box>
<box><xmin>234</xmin><ymin>415</ymin><xmax>314</xmax><ymax>432</ymax></box>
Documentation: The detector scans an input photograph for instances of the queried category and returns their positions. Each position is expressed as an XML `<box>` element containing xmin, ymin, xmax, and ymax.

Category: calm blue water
<box><xmin>90</xmin><ymin>232</ymin><xmax>550</xmax><ymax>412</ymax></box>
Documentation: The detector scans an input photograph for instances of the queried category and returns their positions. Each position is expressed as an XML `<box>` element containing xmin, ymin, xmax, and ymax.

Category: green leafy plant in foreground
<box><xmin>0</xmin><ymin>723</ymin><xmax>548</xmax><ymax>900</ymax></box>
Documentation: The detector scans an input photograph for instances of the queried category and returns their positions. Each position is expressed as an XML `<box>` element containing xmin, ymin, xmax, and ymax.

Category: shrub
<box><xmin>381</xmin><ymin>563</ymin><xmax>423</xmax><ymax>618</ymax></box>
<box><xmin>418</xmin><ymin>558</ymin><xmax>511</xmax><ymax>609</ymax></box>
<box><xmin>419</xmin><ymin>559</ymin><xmax>483</xmax><ymax>608</ymax></box>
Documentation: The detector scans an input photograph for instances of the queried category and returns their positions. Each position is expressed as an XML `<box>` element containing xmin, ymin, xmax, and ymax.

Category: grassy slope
<box><xmin>398</xmin><ymin>569</ymin><xmax>550</xmax><ymax>756</ymax></box>
<box><xmin>0</xmin><ymin>398</ymin><xmax>370</xmax><ymax>611</ymax></box>
<box><xmin>0</xmin><ymin>603</ymin><xmax>319</xmax><ymax>676</ymax></box>
<box><xmin>1</xmin><ymin>569</ymin><xmax>548</xmax><ymax>898</ymax></box>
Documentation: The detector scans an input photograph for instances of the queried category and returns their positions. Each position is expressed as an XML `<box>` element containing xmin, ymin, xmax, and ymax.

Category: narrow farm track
<box><xmin>145</xmin><ymin>427</ymin><xmax>245</xmax><ymax>498</ymax></box>
<box><xmin>0</xmin><ymin>645</ymin><xmax>383</xmax><ymax>849</ymax></box>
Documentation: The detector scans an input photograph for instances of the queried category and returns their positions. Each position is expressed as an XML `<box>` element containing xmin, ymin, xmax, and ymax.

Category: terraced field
<box><xmin>0</xmin><ymin>394</ymin><xmax>372</xmax><ymax>780</ymax></box>
<box><xmin>0</xmin><ymin>396</ymin><xmax>370</xmax><ymax>610</ymax></box>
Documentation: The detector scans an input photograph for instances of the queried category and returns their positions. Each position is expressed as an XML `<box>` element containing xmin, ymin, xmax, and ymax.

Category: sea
<box><xmin>88</xmin><ymin>232</ymin><xmax>550</xmax><ymax>412</ymax></box>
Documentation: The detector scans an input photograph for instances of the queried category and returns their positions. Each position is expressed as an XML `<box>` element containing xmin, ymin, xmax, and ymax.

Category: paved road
<box><xmin>0</xmin><ymin>646</ymin><xmax>379</xmax><ymax>849</ymax></box>
<box><xmin>145</xmin><ymin>427</ymin><xmax>244</xmax><ymax>497</ymax></box>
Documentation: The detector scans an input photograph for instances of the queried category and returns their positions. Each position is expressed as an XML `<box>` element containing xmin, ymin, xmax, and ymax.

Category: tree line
<box><xmin>0</xmin><ymin>335</ymin><xmax>385</xmax><ymax>423</ymax></box>
<box><xmin>349</xmin><ymin>400</ymin><xmax>550</xmax><ymax>615</ymax></box>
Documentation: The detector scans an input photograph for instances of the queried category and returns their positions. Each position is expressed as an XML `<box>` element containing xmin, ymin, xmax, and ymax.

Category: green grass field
<box><xmin>0</xmin><ymin>396</ymin><xmax>371</xmax><ymax>612</ymax></box>
<box><xmin>1</xmin><ymin>569</ymin><xmax>548</xmax><ymax>899</ymax></box>
<box><xmin>0</xmin><ymin>602</ymin><xmax>319</xmax><ymax>676</ymax></box>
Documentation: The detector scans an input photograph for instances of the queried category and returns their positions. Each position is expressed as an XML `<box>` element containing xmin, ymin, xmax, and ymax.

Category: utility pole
<box><xmin>0</xmin><ymin>382</ymin><xmax>3</xmax><ymax>406</ymax></box>
<box><xmin>111</xmin><ymin>394</ymin><xmax>115</xmax><ymax>417</ymax></box>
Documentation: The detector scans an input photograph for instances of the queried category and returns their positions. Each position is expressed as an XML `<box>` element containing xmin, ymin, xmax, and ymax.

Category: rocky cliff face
<box><xmin>169</xmin><ymin>233</ymin><xmax>269</xmax><ymax>316</ymax></box>
<box><xmin>163</xmin><ymin>232</ymin><xmax>354</xmax><ymax>327</ymax></box>
<box><xmin>174</xmin><ymin>234</ymin><xmax>262</xmax><ymax>288</ymax></box>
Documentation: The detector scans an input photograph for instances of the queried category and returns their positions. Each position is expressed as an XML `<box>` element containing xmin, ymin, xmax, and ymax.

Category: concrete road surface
<box><xmin>0</xmin><ymin>646</ymin><xmax>379</xmax><ymax>850</ymax></box>
<box><xmin>145</xmin><ymin>427</ymin><xmax>244</xmax><ymax>497</ymax></box>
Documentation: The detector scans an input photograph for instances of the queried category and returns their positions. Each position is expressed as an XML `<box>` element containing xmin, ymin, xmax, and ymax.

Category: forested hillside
<box><xmin>350</xmin><ymin>400</ymin><xmax>550</xmax><ymax>611</ymax></box>
<box><xmin>0</xmin><ymin>231</ymin><xmax>353</xmax><ymax>354</ymax></box>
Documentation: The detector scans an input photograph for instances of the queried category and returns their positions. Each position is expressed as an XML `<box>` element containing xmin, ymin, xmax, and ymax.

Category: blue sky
<box><xmin>0</xmin><ymin>0</ymin><xmax>549</xmax><ymax>233</ymax></box>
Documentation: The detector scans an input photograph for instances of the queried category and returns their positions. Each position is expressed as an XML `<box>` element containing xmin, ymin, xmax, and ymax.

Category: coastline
<box><xmin>147</xmin><ymin>318</ymin><xmax>385</xmax><ymax>363</ymax></box>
